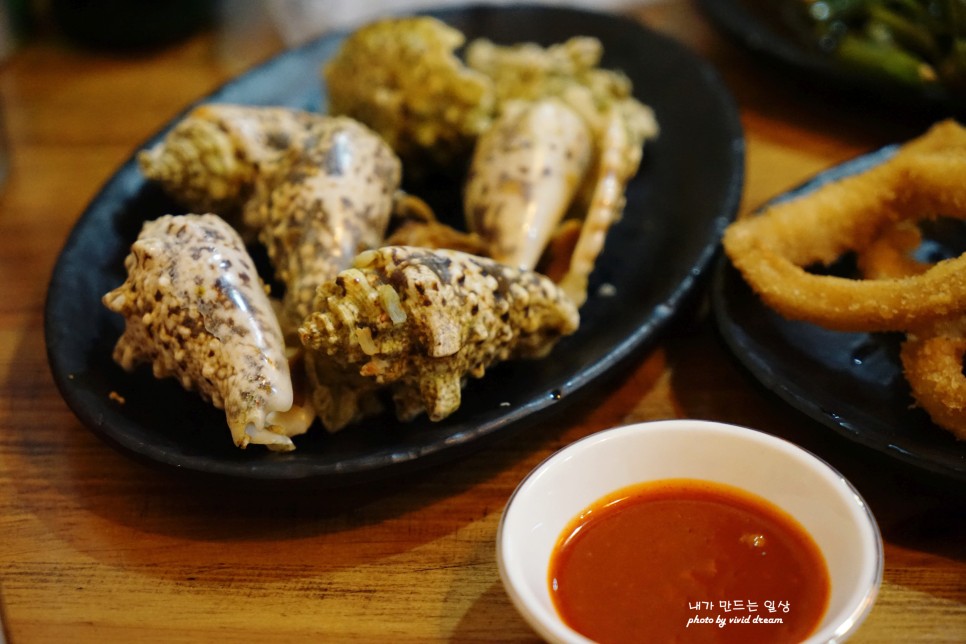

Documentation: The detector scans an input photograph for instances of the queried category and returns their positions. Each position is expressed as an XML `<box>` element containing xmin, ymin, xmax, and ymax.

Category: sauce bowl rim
<box><xmin>496</xmin><ymin>418</ymin><xmax>883</xmax><ymax>644</ymax></box>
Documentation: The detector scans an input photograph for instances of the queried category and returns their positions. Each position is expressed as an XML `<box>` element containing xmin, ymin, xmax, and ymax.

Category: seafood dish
<box><xmin>101</xmin><ymin>15</ymin><xmax>657</xmax><ymax>451</ymax></box>
<box><xmin>723</xmin><ymin>119</ymin><xmax>966</xmax><ymax>440</ymax></box>
<box><xmin>45</xmin><ymin>2</ymin><xmax>742</xmax><ymax>480</ymax></box>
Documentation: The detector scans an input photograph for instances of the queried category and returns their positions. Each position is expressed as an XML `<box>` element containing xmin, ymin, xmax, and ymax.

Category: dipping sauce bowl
<box><xmin>496</xmin><ymin>419</ymin><xmax>883</xmax><ymax>643</ymax></box>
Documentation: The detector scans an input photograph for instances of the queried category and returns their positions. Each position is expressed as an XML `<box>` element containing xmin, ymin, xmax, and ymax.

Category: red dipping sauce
<box><xmin>548</xmin><ymin>478</ymin><xmax>830</xmax><ymax>643</ymax></box>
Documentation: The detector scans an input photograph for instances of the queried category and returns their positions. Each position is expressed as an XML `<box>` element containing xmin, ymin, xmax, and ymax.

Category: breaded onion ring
<box><xmin>724</xmin><ymin>119</ymin><xmax>966</xmax><ymax>440</ymax></box>
<box><xmin>901</xmin><ymin>319</ymin><xmax>966</xmax><ymax>441</ymax></box>
<box><xmin>859</xmin><ymin>225</ymin><xmax>966</xmax><ymax>440</ymax></box>
<box><xmin>856</xmin><ymin>221</ymin><xmax>928</xmax><ymax>280</ymax></box>
<box><xmin>723</xmin><ymin>120</ymin><xmax>966</xmax><ymax>332</ymax></box>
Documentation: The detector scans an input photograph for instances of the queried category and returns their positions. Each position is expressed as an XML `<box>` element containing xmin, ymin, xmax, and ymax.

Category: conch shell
<box><xmin>464</xmin><ymin>98</ymin><xmax>592</xmax><ymax>270</ymax></box>
<box><xmin>298</xmin><ymin>246</ymin><xmax>580</xmax><ymax>431</ymax></box>
<box><xmin>102</xmin><ymin>214</ymin><xmax>311</xmax><ymax>451</ymax></box>
<box><xmin>243</xmin><ymin>115</ymin><xmax>402</xmax><ymax>330</ymax></box>
<box><xmin>137</xmin><ymin>104</ymin><xmax>314</xmax><ymax>217</ymax></box>
<box><xmin>138</xmin><ymin>104</ymin><xmax>402</xmax><ymax>332</ymax></box>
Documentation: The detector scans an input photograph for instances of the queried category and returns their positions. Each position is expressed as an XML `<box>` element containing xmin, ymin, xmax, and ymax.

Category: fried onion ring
<box><xmin>854</xmin><ymin>220</ymin><xmax>966</xmax><ymax>437</ymax></box>
<box><xmin>723</xmin><ymin>119</ymin><xmax>966</xmax><ymax>440</ymax></box>
<box><xmin>723</xmin><ymin>121</ymin><xmax>966</xmax><ymax>332</ymax></box>
<box><xmin>856</xmin><ymin>221</ymin><xmax>928</xmax><ymax>280</ymax></box>
<box><xmin>901</xmin><ymin>319</ymin><xmax>966</xmax><ymax>441</ymax></box>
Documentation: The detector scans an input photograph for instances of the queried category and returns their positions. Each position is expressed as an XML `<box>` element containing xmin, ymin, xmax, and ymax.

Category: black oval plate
<box><xmin>45</xmin><ymin>4</ymin><xmax>744</xmax><ymax>486</ymax></box>
<box><xmin>712</xmin><ymin>145</ymin><xmax>966</xmax><ymax>482</ymax></box>
<box><xmin>696</xmin><ymin>0</ymin><xmax>966</xmax><ymax>116</ymax></box>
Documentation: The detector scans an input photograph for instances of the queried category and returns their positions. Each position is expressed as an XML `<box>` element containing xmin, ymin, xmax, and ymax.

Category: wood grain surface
<box><xmin>1</xmin><ymin>1</ymin><xmax>964</xmax><ymax>642</ymax></box>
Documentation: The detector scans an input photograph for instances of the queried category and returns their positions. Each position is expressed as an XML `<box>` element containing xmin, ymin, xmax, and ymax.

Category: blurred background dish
<box><xmin>696</xmin><ymin>0</ymin><xmax>966</xmax><ymax>116</ymax></box>
<box><xmin>259</xmin><ymin>0</ymin><xmax>652</xmax><ymax>46</ymax></box>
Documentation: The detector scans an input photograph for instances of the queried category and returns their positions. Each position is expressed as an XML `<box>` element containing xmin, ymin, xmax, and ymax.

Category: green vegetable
<box><xmin>836</xmin><ymin>33</ymin><xmax>937</xmax><ymax>86</ymax></box>
<box><xmin>799</xmin><ymin>0</ymin><xmax>966</xmax><ymax>99</ymax></box>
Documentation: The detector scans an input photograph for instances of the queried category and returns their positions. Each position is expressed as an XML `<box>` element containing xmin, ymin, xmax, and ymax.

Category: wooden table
<box><xmin>1</xmin><ymin>1</ymin><xmax>964</xmax><ymax>641</ymax></box>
